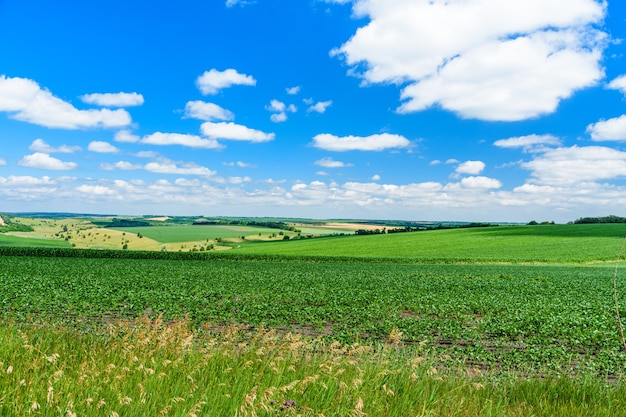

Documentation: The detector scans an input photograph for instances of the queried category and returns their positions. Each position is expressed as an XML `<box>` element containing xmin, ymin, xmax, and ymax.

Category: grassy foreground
<box><xmin>2</xmin><ymin>317</ymin><xmax>625</xmax><ymax>417</ymax></box>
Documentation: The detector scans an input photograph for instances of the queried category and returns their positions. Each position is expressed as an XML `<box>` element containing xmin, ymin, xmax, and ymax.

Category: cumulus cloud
<box><xmin>286</xmin><ymin>86</ymin><xmax>300</xmax><ymax>95</ymax></box>
<box><xmin>459</xmin><ymin>176</ymin><xmax>502</xmax><ymax>189</ymax></box>
<box><xmin>587</xmin><ymin>115</ymin><xmax>626</xmax><ymax>141</ymax></box>
<box><xmin>307</xmin><ymin>100</ymin><xmax>333</xmax><ymax>114</ymax></box>
<box><xmin>0</xmin><ymin>175</ymin><xmax>55</xmax><ymax>186</ymax></box>
<box><xmin>0</xmin><ymin>75</ymin><xmax>132</xmax><ymax>129</ymax></box>
<box><xmin>266</xmin><ymin>100</ymin><xmax>296</xmax><ymax>123</ymax></box>
<box><xmin>100</xmin><ymin>161</ymin><xmax>142</xmax><ymax>171</ymax></box>
<box><xmin>371</xmin><ymin>174</ymin><xmax>381</xmax><ymax>181</ymax></box>
<box><xmin>456</xmin><ymin>161</ymin><xmax>486</xmax><ymax>175</ymax></box>
<box><xmin>522</xmin><ymin>145</ymin><xmax>626</xmax><ymax>185</ymax></box>
<box><xmin>196</xmin><ymin>69</ymin><xmax>256</xmax><ymax>95</ymax></box>
<box><xmin>144</xmin><ymin>161</ymin><xmax>216</xmax><ymax>177</ymax></box>
<box><xmin>315</xmin><ymin>157</ymin><xmax>352</xmax><ymax>168</ymax></box>
<box><xmin>224</xmin><ymin>161</ymin><xmax>255</xmax><ymax>168</ymax></box>
<box><xmin>88</xmin><ymin>141</ymin><xmax>120</xmax><ymax>153</ymax></box>
<box><xmin>114</xmin><ymin>129</ymin><xmax>140</xmax><ymax>143</ymax></box>
<box><xmin>270</xmin><ymin>113</ymin><xmax>287</xmax><ymax>123</ymax></box>
<box><xmin>494</xmin><ymin>134</ymin><xmax>562</xmax><ymax>149</ymax></box>
<box><xmin>18</xmin><ymin>152</ymin><xmax>77</xmax><ymax>170</ymax></box>
<box><xmin>200</xmin><ymin>122</ymin><xmax>275</xmax><ymax>142</ymax></box>
<box><xmin>184</xmin><ymin>101</ymin><xmax>234</xmax><ymax>121</ymax></box>
<box><xmin>332</xmin><ymin>0</ymin><xmax>607</xmax><ymax>121</ymax></box>
<box><xmin>225</xmin><ymin>0</ymin><xmax>253</xmax><ymax>7</ymax></box>
<box><xmin>608</xmin><ymin>74</ymin><xmax>626</xmax><ymax>95</ymax></box>
<box><xmin>77</xmin><ymin>184</ymin><xmax>116</xmax><ymax>195</ymax></box>
<box><xmin>80</xmin><ymin>92</ymin><xmax>144</xmax><ymax>107</ymax></box>
<box><xmin>29</xmin><ymin>138</ymin><xmax>81</xmax><ymax>153</ymax></box>
<box><xmin>0</xmin><ymin>158</ymin><xmax>6</xmax><ymax>166</ymax></box>
<box><xmin>141</xmin><ymin>132</ymin><xmax>223</xmax><ymax>149</ymax></box>
<box><xmin>312</xmin><ymin>133</ymin><xmax>410</xmax><ymax>151</ymax></box>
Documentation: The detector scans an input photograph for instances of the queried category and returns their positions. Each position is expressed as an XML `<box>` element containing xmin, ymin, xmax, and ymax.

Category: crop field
<box><xmin>237</xmin><ymin>223</ymin><xmax>626</xmax><ymax>263</ymax></box>
<box><xmin>1</xmin><ymin>252</ymin><xmax>625</xmax><ymax>377</ymax></box>
<box><xmin>0</xmin><ymin>234</ymin><xmax>70</xmax><ymax>248</ymax></box>
<box><xmin>2</xmin><ymin>221</ymin><xmax>626</xmax><ymax>415</ymax></box>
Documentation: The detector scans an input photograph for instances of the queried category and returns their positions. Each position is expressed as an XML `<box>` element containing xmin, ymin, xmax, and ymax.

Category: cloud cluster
<box><xmin>494</xmin><ymin>134</ymin><xmax>562</xmax><ymax>150</ymax></box>
<box><xmin>18</xmin><ymin>153</ymin><xmax>77</xmax><ymax>171</ymax></box>
<box><xmin>313</xmin><ymin>133</ymin><xmax>411</xmax><ymax>151</ymax></box>
<box><xmin>266</xmin><ymin>99</ymin><xmax>297</xmax><ymax>123</ymax></box>
<box><xmin>196</xmin><ymin>69</ymin><xmax>256</xmax><ymax>95</ymax></box>
<box><xmin>333</xmin><ymin>0</ymin><xmax>608</xmax><ymax>121</ymax></box>
<box><xmin>184</xmin><ymin>101</ymin><xmax>234</xmax><ymax>122</ymax></box>
<box><xmin>80</xmin><ymin>92</ymin><xmax>144</xmax><ymax>107</ymax></box>
<box><xmin>0</xmin><ymin>75</ymin><xmax>132</xmax><ymax>129</ymax></box>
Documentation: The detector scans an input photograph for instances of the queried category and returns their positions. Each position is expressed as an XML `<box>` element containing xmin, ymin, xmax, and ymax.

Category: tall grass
<box><xmin>1</xmin><ymin>317</ymin><xmax>624</xmax><ymax>416</ymax></box>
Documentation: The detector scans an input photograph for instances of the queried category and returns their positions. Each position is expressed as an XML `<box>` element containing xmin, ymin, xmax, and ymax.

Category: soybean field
<box><xmin>1</xmin><ymin>251</ymin><xmax>625</xmax><ymax>377</ymax></box>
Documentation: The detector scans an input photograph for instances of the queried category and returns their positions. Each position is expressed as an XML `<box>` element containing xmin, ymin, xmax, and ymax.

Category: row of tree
<box><xmin>571</xmin><ymin>215</ymin><xmax>626</xmax><ymax>224</ymax></box>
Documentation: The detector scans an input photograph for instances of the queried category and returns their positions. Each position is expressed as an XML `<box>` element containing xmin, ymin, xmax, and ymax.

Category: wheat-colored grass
<box><xmin>1</xmin><ymin>317</ymin><xmax>625</xmax><ymax>416</ymax></box>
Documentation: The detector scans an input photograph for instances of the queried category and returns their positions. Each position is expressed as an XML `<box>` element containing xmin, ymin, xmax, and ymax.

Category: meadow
<box><xmin>1</xmin><ymin>220</ymin><xmax>626</xmax><ymax>415</ymax></box>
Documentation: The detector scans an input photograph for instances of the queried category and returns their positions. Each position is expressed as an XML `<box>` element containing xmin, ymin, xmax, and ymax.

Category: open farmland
<box><xmin>108</xmin><ymin>224</ymin><xmax>296</xmax><ymax>243</ymax></box>
<box><xmin>237</xmin><ymin>223</ymin><xmax>626</xmax><ymax>263</ymax></box>
<box><xmin>2</xmin><ymin>221</ymin><xmax>626</xmax><ymax>415</ymax></box>
<box><xmin>1</xmin><ymin>246</ymin><xmax>626</xmax><ymax>376</ymax></box>
<box><xmin>0</xmin><ymin>234</ymin><xmax>70</xmax><ymax>248</ymax></box>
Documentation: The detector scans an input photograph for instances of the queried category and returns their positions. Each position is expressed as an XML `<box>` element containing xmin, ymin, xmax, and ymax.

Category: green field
<box><xmin>237</xmin><ymin>223</ymin><xmax>626</xmax><ymax>263</ymax></box>
<box><xmin>2</xmin><ymin>222</ymin><xmax>626</xmax><ymax>415</ymax></box>
<box><xmin>0</xmin><ymin>234</ymin><xmax>70</xmax><ymax>248</ymax></box>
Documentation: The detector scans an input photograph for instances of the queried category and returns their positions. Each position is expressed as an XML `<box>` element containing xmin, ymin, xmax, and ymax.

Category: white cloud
<box><xmin>333</xmin><ymin>0</ymin><xmax>607</xmax><ymax>121</ymax></box>
<box><xmin>201</xmin><ymin>122</ymin><xmax>275</xmax><ymax>142</ymax></box>
<box><xmin>0</xmin><ymin>175</ymin><xmax>55</xmax><ymax>185</ymax></box>
<box><xmin>371</xmin><ymin>174</ymin><xmax>381</xmax><ymax>181</ymax></box>
<box><xmin>80</xmin><ymin>92</ymin><xmax>144</xmax><ymax>107</ymax></box>
<box><xmin>312</xmin><ymin>133</ymin><xmax>410</xmax><ymax>151</ymax></box>
<box><xmin>100</xmin><ymin>161</ymin><xmax>142</xmax><ymax>171</ymax></box>
<box><xmin>184</xmin><ymin>101</ymin><xmax>234</xmax><ymax>121</ymax></box>
<box><xmin>141</xmin><ymin>132</ymin><xmax>223</xmax><ymax>149</ymax></box>
<box><xmin>0</xmin><ymin>158</ymin><xmax>5</xmax><ymax>166</ymax></box>
<box><xmin>521</xmin><ymin>145</ymin><xmax>626</xmax><ymax>185</ymax></box>
<box><xmin>267</xmin><ymin>99</ymin><xmax>286</xmax><ymax>113</ymax></box>
<box><xmin>135</xmin><ymin>151</ymin><xmax>158</xmax><ymax>158</ymax></box>
<box><xmin>77</xmin><ymin>184</ymin><xmax>116</xmax><ymax>195</ymax></box>
<box><xmin>18</xmin><ymin>152</ymin><xmax>77</xmax><ymax>170</ymax></box>
<box><xmin>144</xmin><ymin>161</ymin><xmax>216</xmax><ymax>177</ymax></box>
<box><xmin>307</xmin><ymin>100</ymin><xmax>332</xmax><ymax>114</ymax></box>
<box><xmin>267</xmin><ymin>100</ymin><xmax>296</xmax><ymax>122</ymax></box>
<box><xmin>456</xmin><ymin>161</ymin><xmax>486</xmax><ymax>175</ymax></box>
<box><xmin>29</xmin><ymin>138</ymin><xmax>81</xmax><ymax>153</ymax></box>
<box><xmin>196</xmin><ymin>69</ymin><xmax>256</xmax><ymax>95</ymax></box>
<box><xmin>587</xmin><ymin>115</ymin><xmax>626</xmax><ymax>141</ymax></box>
<box><xmin>459</xmin><ymin>176</ymin><xmax>502</xmax><ymax>189</ymax></box>
<box><xmin>315</xmin><ymin>157</ymin><xmax>352</xmax><ymax>168</ymax></box>
<box><xmin>270</xmin><ymin>112</ymin><xmax>287</xmax><ymax>123</ymax></box>
<box><xmin>224</xmin><ymin>161</ymin><xmax>255</xmax><ymax>168</ymax></box>
<box><xmin>286</xmin><ymin>86</ymin><xmax>300</xmax><ymax>95</ymax></box>
<box><xmin>494</xmin><ymin>134</ymin><xmax>562</xmax><ymax>149</ymax></box>
<box><xmin>88</xmin><ymin>141</ymin><xmax>120</xmax><ymax>153</ymax></box>
<box><xmin>608</xmin><ymin>74</ymin><xmax>626</xmax><ymax>95</ymax></box>
<box><xmin>114</xmin><ymin>129</ymin><xmax>140</xmax><ymax>143</ymax></box>
<box><xmin>0</xmin><ymin>75</ymin><xmax>132</xmax><ymax>129</ymax></box>
<box><xmin>225</xmin><ymin>0</ymin><xmax>253</xmax><ymax>7</ymax></box>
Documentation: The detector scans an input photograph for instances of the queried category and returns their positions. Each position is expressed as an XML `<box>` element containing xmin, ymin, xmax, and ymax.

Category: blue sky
<box><xmin>1</xmin><ymin>0</ymin><xmax>626</xmax><ymax>222</ymax></box>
